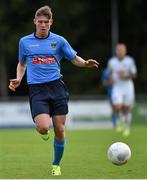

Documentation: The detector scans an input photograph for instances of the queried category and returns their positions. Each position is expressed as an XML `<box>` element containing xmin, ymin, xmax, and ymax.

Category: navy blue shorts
<box><xmin>28</xmin><ymin>79</ymin><xmax>69</xmax><ymax>119</ymax></box>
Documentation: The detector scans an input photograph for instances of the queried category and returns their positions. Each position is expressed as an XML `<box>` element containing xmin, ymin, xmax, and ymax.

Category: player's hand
<box><xmin>118</xmin><ymin>70</ymin><xmax>126</xmax><ymax>79</ymax></box>
<box><xmin>85</xmin><ymin>59</ymin><xmax>99</xmax><ymax>68</ymax></box>
<box><xmin>9</xmin><ymin>79</ymin><xmax>21</xmax><ymax>92</ymax></box>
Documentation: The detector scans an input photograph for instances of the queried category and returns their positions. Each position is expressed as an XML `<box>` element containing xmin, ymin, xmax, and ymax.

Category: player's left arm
<box><xmin>119</xmin><ymin>71</ymin><xmax>137</xmax><ymax>80</ymax></box>
<box><xmin>71</xmin><ymin>55</ymin><xmax>99</xmax><ymax>68</ymax></box>
<box><xmin>119</xmin><ymin>57</ymin><xmax>137</xmax><ymax>80</ymax></box>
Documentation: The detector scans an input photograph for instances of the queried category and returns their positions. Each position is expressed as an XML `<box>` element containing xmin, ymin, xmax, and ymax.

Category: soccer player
<box><xmin>102</xmin><ymin>68</ymin><xmax>117</xmax><ymax>129</ymax></box>
<box><xmin>107</xmin><ymin>43</ymin><xmax>137</xmax><ymax>137</ymax></box>
<box><xmin>9</xmin><ymin>5</ymin><xmax>99</xmax><ymax>176</ymax></box>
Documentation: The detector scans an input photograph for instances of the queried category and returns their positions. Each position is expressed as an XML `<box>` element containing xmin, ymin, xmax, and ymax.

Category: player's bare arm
<box><xmin>9</xmin><ymin>61</ymin><xmax>26</xmax><ymax>92</ymax></box>
<box><xmin>118</xmin><ymin>70</ymin><xmax>137</xmax><ymax>80</ymax></box>
<box><xmin>71</xmin><ymin>55</ymin><xmax>99</xmax><ymax>68</ymax></box>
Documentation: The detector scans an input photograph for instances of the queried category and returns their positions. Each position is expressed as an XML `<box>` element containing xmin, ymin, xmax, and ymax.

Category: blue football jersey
<box><xmin>19</xmin><ymin>32</ymin><xmax>77</xmax><ymax>84</ymax></box>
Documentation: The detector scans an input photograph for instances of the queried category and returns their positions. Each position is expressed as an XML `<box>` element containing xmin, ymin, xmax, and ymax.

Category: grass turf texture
<box><xmin>0</xmin><ymin>125</ymin><xmax>147</xmax><ymax>179</ymax></box>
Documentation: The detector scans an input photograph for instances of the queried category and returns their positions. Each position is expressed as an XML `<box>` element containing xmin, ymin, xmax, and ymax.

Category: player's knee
<box><xmin>114</xmin><ymin>105</ymin><xmax>121</xmax><ymax>113</ymax></box>
<box><xmin>55</xmin><ymin>124</ymin><xmax>65</xmax><ymax>134</ymax></box>
<box><xmin>124</xmin><ymin>107</ymin><xmax>130</xmax><ymax>113</ymax></box>
<box><xmin>36</xmin><ymin>124</ymin><xmax>49</xmax><ymax>134</ymax></box>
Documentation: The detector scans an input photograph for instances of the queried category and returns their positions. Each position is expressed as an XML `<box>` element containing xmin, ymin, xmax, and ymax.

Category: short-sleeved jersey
<box><xmin>19</xmin><ymin>32</ymin><xmax>77</xmax><ymax>84</ymax></box>
<box><xmin>107</xmin><ymin>55</ymin><xmax>137</xmax><ymax>88</ymax></box>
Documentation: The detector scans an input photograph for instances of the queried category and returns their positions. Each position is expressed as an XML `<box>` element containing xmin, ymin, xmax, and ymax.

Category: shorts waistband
<box><xmin>28</xmin><ymin>78</ymin><xmax>61</xmax><ymax>87</ymax></box>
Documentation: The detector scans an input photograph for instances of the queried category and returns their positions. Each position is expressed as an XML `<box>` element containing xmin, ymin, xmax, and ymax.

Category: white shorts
<box><xmin>111</xmin><ymin>84</ymin><xmax>135</xmax><ymax>107</ymax></box>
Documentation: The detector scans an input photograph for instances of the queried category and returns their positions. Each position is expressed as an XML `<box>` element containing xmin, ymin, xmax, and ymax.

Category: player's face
<box><xmin>116</xmin><ymin>45</ymin><xmax>127</xmax><ymax>60</ymax></box>
<box><xmin>34</xmin><ymin>15</ymin><xmax>52</xmax><ymax>38</ymax></box>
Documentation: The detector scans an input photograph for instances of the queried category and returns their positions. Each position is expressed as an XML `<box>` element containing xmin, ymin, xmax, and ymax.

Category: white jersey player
<box><xmin>107</xmin><ymin>43</ymin><xmax>137</xmax><ymax>136</ymax></box>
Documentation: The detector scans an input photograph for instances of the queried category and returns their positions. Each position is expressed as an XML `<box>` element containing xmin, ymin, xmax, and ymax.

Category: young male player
<box><xmin>9</xmin><ymin>5</ymin><xmax>99</xmax><ymax>175</ymax></box>
<box><xmin>107</xmin><ymin>43</ymin><xmax>137</xmax><ymax>137</ymax></box>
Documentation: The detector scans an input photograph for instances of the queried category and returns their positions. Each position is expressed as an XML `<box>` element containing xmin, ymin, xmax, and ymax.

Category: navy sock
<box><xmin>52</xmin><ymin>138</ymin><xmax>65</xmax><ymax>165</ymax></box>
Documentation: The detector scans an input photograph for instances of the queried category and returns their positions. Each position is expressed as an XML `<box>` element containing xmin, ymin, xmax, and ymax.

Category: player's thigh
<box><xmin>29</xmin><ymin>84</ymin><xmax>50</xmax><ymax>119</ymax></box>
<box><xmin>50</xmin><ymin>80</ymin><xmax>69</xmax><ymax>116</ymax></box>
<box><xmin>124</xmin><ymin>88</ymin><xmax>135</xmax><ymax>107</ymax></box>
<box><xmin>111</xmin><ymin>88</ymin><xmax>124</xmax><ymax>112</ymax></box>
<box><xmin>112</xmin><ymin>88</ymin><xmax>123</xmax><ymax>105</ymax></box>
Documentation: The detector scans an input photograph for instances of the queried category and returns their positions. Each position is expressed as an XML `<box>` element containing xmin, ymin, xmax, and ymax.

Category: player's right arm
<box><xmin>9</xmin><ymin>61</ymin><xmax>26</xmax><ymax>92</ymax></box>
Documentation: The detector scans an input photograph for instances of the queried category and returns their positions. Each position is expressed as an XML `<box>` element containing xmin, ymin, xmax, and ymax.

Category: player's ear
<box><xmin>33</xmin><ymin>18</ymin><xmax>36</xmax><ymax>25</ymax></box>
<box><xmin>50</xmin><ymin>18</ymin><xmax>53</xmax><ymax>25</ymax></box>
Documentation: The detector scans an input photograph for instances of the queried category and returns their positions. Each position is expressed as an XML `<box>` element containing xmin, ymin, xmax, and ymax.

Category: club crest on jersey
<box><xmin>51</xmin><ymin>41</ymin><xmax>57</xmax><ymax>48</ymax></box>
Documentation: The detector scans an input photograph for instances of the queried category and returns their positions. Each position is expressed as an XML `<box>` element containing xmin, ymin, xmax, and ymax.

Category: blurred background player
<box><xmin>107</xmin><ymin>43</ymin><xmax>137</xmax><ymax>137</ymax></box>
<box><xmin>8</xmin><ymin>5</ymin><xmax>99</xmax><ymax>176</ymax></box>
<box><xmin>102</xmin><ymin>68</ymin><xmax>117</xmax><ymax>130</ymax></box>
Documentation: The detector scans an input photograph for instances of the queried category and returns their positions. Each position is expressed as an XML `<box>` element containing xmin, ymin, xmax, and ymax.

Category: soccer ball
<box><xmin>107</xmin><ymin>142</ymin><xmax>131</xmax><ymax>165</ymax></box>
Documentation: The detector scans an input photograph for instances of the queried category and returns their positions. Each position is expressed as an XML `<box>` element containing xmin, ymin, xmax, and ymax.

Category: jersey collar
<box><xmin>34</xmin><ymin>32</ymin><xmax>50</xmax><ymax>39</ymax></box>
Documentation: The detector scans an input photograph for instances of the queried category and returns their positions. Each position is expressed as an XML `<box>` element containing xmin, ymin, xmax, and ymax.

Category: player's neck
<box><xmin>34</xmin><ymin>32</ymin><xmax>50</xmax><ymax>39</ymax></box>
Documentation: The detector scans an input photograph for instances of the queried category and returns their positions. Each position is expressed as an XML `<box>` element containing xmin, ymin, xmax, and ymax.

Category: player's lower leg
<box><xmin>115</xmin><ymin>112</ymin><xmax>125</xmax><ymax>132</ymax></box>
<box><xmin>123</xmin><ymin>112</ymin><xmax>132</xmax><ymax>137</ymax></box>
<box><xmin>51</xmin><ymin>115</ymin><xmax>66</xmax><ymax>175</ymax></box>
<box><xmin>112</xmin><ymin>112</ymin><xmax>117</xmax><ymax>130</ymax></box>
<box><xmin>52</xmin><ymin>138</ymin><xmax>65</xmax><ymax>175</ymax></box>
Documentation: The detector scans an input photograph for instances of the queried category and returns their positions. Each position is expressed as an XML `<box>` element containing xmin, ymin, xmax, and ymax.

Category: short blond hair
<box><xmin>35</xmin><ymin>5</ymin><xmax>52</xmax><ymax>19</ymax></box>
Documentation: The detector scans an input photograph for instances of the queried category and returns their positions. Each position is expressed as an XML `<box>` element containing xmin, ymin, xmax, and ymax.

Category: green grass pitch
<box><xmin>0</xmin><ymin>125</ymin><xmax>147</xmax><ymax>179</ymax></box>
